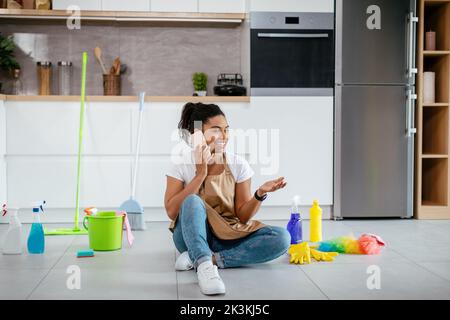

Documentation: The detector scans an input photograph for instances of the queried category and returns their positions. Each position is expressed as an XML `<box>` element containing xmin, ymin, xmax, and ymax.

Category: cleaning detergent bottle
<box><xmin>27</xmin><ymin>201</ymin><xmax>46</xmax><ymax>254</ymax></box>
<box><xmin>2</xmin><ymin>207</ymin><xmax>23</xmax><ymax>255</ymax></box>
<box><xmin>309</xmin><ymin>200</ymin><xmax>323</xmax><ymax>243</ymax></box>
<box><xmin>286</xmin><ymin>195</ymin><xmax>302</xmax><ymax>244</ymax></box>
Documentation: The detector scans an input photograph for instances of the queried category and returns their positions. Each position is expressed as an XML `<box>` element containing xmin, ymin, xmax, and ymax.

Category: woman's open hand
<box><xmin>257</xmin><ymin>177</ymin><xmax>287</xmax><ymax>197</ymax></box>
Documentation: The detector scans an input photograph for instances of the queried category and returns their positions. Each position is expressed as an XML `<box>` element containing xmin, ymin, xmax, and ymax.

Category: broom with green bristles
<box><xmin>119</xmin><ymin>92</ymin><xmax>146</xmax><ymax>230</ymax></box>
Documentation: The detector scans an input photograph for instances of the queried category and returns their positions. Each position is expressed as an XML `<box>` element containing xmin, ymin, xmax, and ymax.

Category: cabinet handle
<box><xmin>257</xmin><ymin>33</ymin><xmax>329</xmax><ymax>39</ymax></box>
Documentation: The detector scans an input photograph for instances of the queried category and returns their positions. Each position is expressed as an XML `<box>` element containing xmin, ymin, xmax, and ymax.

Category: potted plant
<box><xmin>192</xmin><ymin>72</ymin><xmax>208</xmax><ymax>96</ymax></box>
<box><xmin>0</xmin><ymin>33</ymin><xmax>20</xmax><ymax>94</ymax></box>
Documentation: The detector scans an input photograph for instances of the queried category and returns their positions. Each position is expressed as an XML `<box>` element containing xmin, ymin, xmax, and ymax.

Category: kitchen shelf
<box><xmin>1</xmin><ymin>95</ymin><xmax>251</xmax><ymax>103</ymax></box>
<box><xmin>423</xmin><ymin>50</ymin><xmax>450</xmax><ymax>56</ymax></box>
<box><xmin>421</xmin><ymin>154</ymin><xmax>449</xmax><ymax>158</ymax></box>
<box><xmin>423</xmin><ymin>102</ymin><xmax>449</xmax><ymax>107</ymax></box>
<box><xmin>0</xmin><ymin>9</ymin><xmax>245</xmax><ymax>26</ymax></box>
<box><xmin>422</xmin><ymin>106</ymin><xmax>449</xmax><ymax>154</ymax></box>
<box><xmin>421</xmin><ymin>158</ymin><xmax>448</xmax><ymax>206</ymax></box>
<box><xmin>416</xmin><ymin>0</ymin><xmax>450</xmax><ymax>219</ymax></box>
<box><xmin>424</xmin><ymin>0</ymin><xmax>450</xmax><ymax>51</ymax></box>
<box><xmin>423</xmin><ymin>54</ymin><xmax>449</xmax><ymax>103</ymax></box>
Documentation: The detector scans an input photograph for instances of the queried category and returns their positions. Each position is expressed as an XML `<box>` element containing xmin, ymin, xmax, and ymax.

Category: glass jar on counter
<box><xmin>10</xmin><ymin>68</ymin><xmax>23</xmax><ymax>95</ymax></box>
<box><xmin>37</xmin><ymin>61</ymin><xmax>52</xmax><ymax>95</ymax></box>
<box><xmin>57</xmin><ymin>61</ymin><xmax>73</xmax><ymax>95</ymax></box>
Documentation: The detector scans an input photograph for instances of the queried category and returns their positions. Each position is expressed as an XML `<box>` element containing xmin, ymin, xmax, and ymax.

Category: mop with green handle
<box><xmin>45</xmin><ymin>52</ymin><xmax>89</xmax><ymax>236</ymax></box>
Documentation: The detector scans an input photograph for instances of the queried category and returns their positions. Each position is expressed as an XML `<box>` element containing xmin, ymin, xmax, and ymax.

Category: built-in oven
<box><xmin>250</xmin><ymin>12</ymin><xmax>335</xmax><ymax>96</ymax></box>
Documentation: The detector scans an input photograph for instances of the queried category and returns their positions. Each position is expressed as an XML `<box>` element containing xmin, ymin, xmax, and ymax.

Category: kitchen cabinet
<box><xmin>199</xmin><ymin>0</ymin><xmax>246</xmax><ymax>13</ymax></box>
<box><xmin>6</xmin><ymin>101</ymin><xmax>131</xmax><ymax>155</ymax></box>
<box><xmin>151</xmin><ymin>0</ymin><xmax>197</xmax><ymax>13</ymax></box>
<box><xmin>250</xmin><ymin>0</ymin><xmax>334</xmax><ymax>13</ymax></box>
<box><xmin>52</xmin><ymin>0</ymin><xmax>101</xmax><ymax>11</ymax></box>
<box><xmin>246</xmin><ymin>97</ymin><xmax>334</xmax><ymax>206</ymax></box>
<box><xmin>2</xmin><ymin>97</ymin><xmax>333</xmax><ymax>216</ymax></box>
<box><xmin>135</xmin><ymin>98</ymin><xmax>333</xmax><ymax>208</ymax></box>
<box><xmin>102</xmin><ymin>0</ymin><xmax>150</xmax><ymax>12</ymax></box>
<box><xmin>0</xmin><ymin>99</ymin><xmax>6</xmax><ymax>207</ymax></box>
<box><xmin>7</xmin><ymin>157</ymin><xmax>131</xmax><ymax>208</ymax></box>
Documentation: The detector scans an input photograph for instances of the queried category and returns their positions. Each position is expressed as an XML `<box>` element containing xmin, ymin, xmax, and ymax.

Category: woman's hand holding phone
<box><xmin>192</xmin><ymin>130</ymin><xmax>213</xmax><ymax>178</ymax></box>
<box><xmin>194</xmin><ymin>144</ymin><xmax>212</xmax><ymax>178</ymax></box>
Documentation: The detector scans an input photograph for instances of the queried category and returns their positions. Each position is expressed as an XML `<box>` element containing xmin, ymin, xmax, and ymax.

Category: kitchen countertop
<box><xmin>0</xmin><ymin>95</ymin><xmax>250</xmax><ymax>103</ymax></box>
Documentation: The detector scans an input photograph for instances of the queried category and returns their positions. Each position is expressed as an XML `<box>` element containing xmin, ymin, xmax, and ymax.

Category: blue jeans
<box><xmin>172</xmin><ymin>194</ymin><xmax>291</xmax><ymax>268</ymax></box>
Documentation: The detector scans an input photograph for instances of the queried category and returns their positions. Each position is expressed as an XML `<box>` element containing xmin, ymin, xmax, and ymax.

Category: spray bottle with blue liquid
<box><xmin>286</xmin><ymin>195</ymin><xmax>302</xmax><ymax>244</ymax></box>
<box><xmin>27</xmin><ymin>201</ymin><xmax>46</xmax><ymax>254</ymax></box>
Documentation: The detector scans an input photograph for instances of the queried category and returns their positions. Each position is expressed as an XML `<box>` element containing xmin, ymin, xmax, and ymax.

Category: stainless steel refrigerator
<box><xmin>334</xmin><ymin>0</ymin><xmax>418</xmax><ymax>218</ymax></box>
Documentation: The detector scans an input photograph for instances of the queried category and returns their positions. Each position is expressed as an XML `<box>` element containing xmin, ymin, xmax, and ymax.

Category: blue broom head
<box><xmin>120</xmin><ymin>198</ymin><xmax>146</xmax><ymax>230</ymax></box>
<box><xmin>120</xmin><ymin>198</ymin><xmax>144</xmax><ymax>214</ymax></box>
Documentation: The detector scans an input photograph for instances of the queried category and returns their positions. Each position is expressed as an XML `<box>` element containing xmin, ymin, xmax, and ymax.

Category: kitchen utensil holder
<box><xmin>103</xmin><ymin>74</ymin><xmax>121</xmax><ymax>96</ymax></box>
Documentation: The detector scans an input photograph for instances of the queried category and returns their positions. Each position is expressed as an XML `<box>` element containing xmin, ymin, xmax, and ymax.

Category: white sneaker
<box><xmin>175</xmin><ymin>251</ymin><xmax>194</xmax><ymax>271</ymax></box>
<box><xmin>197</xmin><ymin>260</ymin><xmax>226</xmax><ymax>295</ymax></box>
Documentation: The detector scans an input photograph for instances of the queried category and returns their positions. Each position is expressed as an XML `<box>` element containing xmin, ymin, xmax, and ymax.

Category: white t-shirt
<box><xmin>166</xmin><ymin>152</ymin><xmax>254</xmax><ymax>184</ymax></box>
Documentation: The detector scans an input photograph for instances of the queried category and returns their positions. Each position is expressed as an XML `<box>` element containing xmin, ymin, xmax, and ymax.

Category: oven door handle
<box><xmin>257</xmin><ymin>33</ymin><xmax>329</xmax><ymax>39</ymax></box>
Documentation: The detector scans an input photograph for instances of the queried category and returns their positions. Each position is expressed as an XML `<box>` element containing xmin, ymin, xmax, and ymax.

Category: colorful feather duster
<box><xmin>317</xmin><ymin>234</ymin><xmax>385</xmax><ymax>255</ymax></box>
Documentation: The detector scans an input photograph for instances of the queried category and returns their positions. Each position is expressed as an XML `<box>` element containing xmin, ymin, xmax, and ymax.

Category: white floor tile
<box><xmin>177</xmin><ymin>255</ymin><xmax>328</xmax><ymax>300</ymax></box>
<box><xmin>29</xmin><ymin>268</ymin><xmax>178</xmax><ymax>300</ymax></box>
<box><xmin>301</xmin><ymin>262</ymin><xmax>450</xmax><ymax>300</ymax></box>
<box><xmin>0</xmin><ymin>268</ymin><xmax>49</xmax><ymax>299</ymax></box>
<box><xmin>2</xmin><ymin>219</ymin><xmax>450</xmax><ymax>300</ymax></box>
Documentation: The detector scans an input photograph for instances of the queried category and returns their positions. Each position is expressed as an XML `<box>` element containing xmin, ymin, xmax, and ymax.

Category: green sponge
<box><xmin>77</xmin><ymin>250</ymin><xmax>94</xmax><ymax>258</ymax></box>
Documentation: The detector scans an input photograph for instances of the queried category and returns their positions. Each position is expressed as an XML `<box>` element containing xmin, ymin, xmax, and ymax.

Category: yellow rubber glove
<box><xmin>288</xmin><ymin>242</ymin><xmax>311</xmax><ymax>265</ymax></box>
<box><xmin>310</xmin><ymin>248</ymin><xmax>339</xmax><ymax>262</ymax></box>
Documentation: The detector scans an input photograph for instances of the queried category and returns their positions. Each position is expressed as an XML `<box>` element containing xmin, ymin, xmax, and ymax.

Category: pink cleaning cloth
<box><xmin>117</xmin><ymin>211</ymin><xmax>134</xmax><ymax>246</ymax></box>
<box><xmin>358</xmin><ymin>233</ymin><xmax>386</xmax><ymax>255</ymax></box>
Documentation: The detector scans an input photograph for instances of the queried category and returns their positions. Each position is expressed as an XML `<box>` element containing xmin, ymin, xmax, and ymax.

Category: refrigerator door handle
<box><xmin>406</xmin><ymin>89</ymin><xmax>417</xmax><ymax>137</ymax></box>
<box><xmin>408</xmin><ymin>12</ymin><xmax>419</xmax><ymax>79</ymax></box>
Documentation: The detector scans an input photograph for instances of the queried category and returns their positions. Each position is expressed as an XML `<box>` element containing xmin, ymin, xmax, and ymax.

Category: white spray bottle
<box><xmin>2</xmin><ymin>204</ymin><xmax>23</xmax><ymax>255</ymax></box>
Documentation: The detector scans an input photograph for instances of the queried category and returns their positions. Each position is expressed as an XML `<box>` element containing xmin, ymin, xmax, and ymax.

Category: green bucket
<box><xmin>83</xmin><ymin>212</ymin><xmax>124</xmax><ymax>251</ymax></box>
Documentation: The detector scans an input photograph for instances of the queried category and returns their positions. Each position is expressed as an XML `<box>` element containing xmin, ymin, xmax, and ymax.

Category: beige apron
<box><xmin>169</xmin><ymin>153</ymin><xmax>265</xmax><ymax>240</ymax></box>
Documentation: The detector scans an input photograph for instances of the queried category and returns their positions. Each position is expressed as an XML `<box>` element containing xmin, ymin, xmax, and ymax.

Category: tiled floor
<box><xmin>1</xmin><ymin>219</ymin><xmax>450</xmax><ymax>300</ymax></box>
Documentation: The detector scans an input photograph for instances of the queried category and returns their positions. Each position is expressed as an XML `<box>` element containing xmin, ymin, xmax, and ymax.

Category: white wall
<box><xmin>3</xmin><ymin>97</ymin><xmax>333</xmax><ymax>222</ymax></box>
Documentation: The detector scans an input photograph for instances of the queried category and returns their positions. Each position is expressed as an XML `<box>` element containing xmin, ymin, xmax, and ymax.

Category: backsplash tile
<box><xmin>0</xmin><ymin>22</ymin><xmax>243</xmax><ymax>96</ymax></box>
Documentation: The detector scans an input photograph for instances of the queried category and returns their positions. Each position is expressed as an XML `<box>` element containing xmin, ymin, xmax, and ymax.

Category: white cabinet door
<box><xmin>151</xmin><ymin>0</ymin><xmax>198</xmax><ymax>12</ymax></box>
<box><xmin>137</xmin><ymin>99</ymin><xmax>333</xmax><ymax>207</ymax></box>
<box><xmin>102</xmin><ymin>0</ymin><xmax>150</xmax><ymax>11</ymax></box>
<box><xmin>247</xmin><ymin>97</ymin><xmax>334</xmax><ymax>206</ymax></box>
<box><xmin>0</xmin><ymin>100</ymin><xmax>6</xmax><ymax>208</ymax></box>
<box><xmin>133</xmin><ymin>102</ymin><xmax>187</xmax><ymax>155</ymax></box>
<box><xmin>53</xmin><ymin>0</ymin><xmax>102</xmax><ymax>10</ymax></box>
<box><xmin>199</xmin><ymin>0</ymin><xmax>246</xmax><ymax>13</ymax></box>
<box><xmin>250</xmin><ymin>0</ymin><xmax>334</xmax><ymax>13</ymax></box>
<box><xmin>0</xmin><ymin>99</ymin><xmax>5</xmax><ymax>156</ymax></box>
<box><xmin>7</xmin><ymin>157</ymin><xmax>131</xmax><ymax>208</ymax></box>
<box><xmin>6</xmin><ymin>102</ymin><xmax>131</xmax><ymax>155</ymax></box>
<box><xmin>136</xmin><ymin>157</ymin><xmax>172</xmax><ymax>207</ymax></box>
